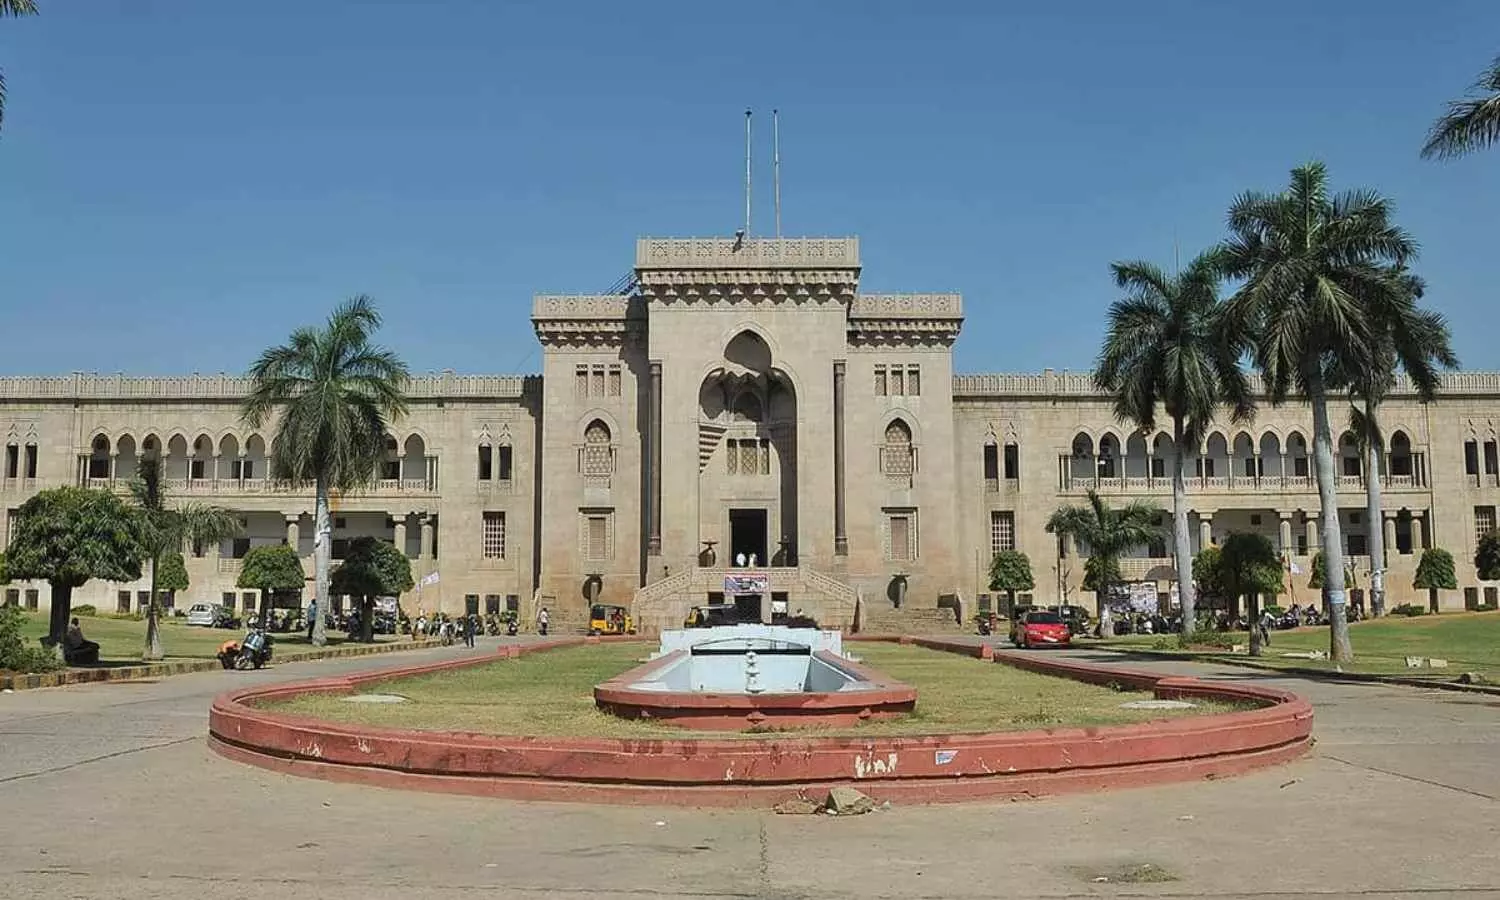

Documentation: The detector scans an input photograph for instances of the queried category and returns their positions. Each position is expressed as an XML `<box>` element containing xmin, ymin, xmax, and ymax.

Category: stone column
<box><xmin>833</xmin><ymin>360</ymin><xmax>849</xmax><ymax>556</ymax></box>
<box><xmin>647</xmin><ymin>361</ymin><xmax>662</xmax><ymax>556</ymax></box>
<box><xmin>1305</xmin><ymin>516</ymin><xmax>1319</xmax><ymax>551</ymax></box>
<box><xmin>393</xmin><ymin>515</ymin><xmax>408</xmax><ymax>558</ymax></box>
<box><xmin>1144</xmin><ymin>448</ymin><xmax>1154</xmax><ymax>487</ymax></box>
<box><xmin>1384</xmin><ymin>514</ymin><xmax>1397</xmax><ymax>557</ymax></box>
<box><xmin>212</xmin><ymin>454</ymin><xmax>220</xmax><ymax>484</ymax></box>
<box><xmin>285</xmin><ymin>514</ymin><xmax>300</xmax><ymax>551</ymax></box>
<box><xmin>1199</xmin><ymin>514</ymin><xmax>1213</xmax><ymax>551</ymax></box>
<box><xmin>108</xmin><ymin>452</ymin><xmax>118</xmax><ymax>482</ymax></box>
<box><xmin>1412</xmin><ymin>511</ymin><xmax>1427</xmax><ymax>551</ymax></box>
<box><xmin>1226</xmin><ymin>452</ymin><xmax>1235</xmax><ymax>488</ymax></box>
<box><xmin>1279</xmin><ymin>512</ymin><xmax>1293</xmax><ymax>555</ymax></box>
<box><xmin>419</xmin><ymin>514</ymin><xmax>434</xmax><ymax>560</ymax></box>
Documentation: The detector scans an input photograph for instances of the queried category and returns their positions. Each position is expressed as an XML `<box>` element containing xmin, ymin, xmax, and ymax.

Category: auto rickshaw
<box><xmin>588</xmin><ymin>604</ymin><xmax>635</xmax><ymax>636</ymax></box>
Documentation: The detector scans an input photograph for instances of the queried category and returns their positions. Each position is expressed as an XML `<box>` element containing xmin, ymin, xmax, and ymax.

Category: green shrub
<box><xmin>0</xmin><ymin>605</ymin><xmax>64</xmax><ymax>674</ymax></box>
<box><xmin>70</xmin><ymin>604</ymin><xmax>98</xmax><ymax>617</ymax></box>
<box><xmin>1390</xmin><ymin>603</ymin><xmax>1428</xmax><ymax>617</ymax></box>
<box><xmin>1475</xmin><ymin>604</ymin><xmax>1498</xmax><ymax>613</ymax></box>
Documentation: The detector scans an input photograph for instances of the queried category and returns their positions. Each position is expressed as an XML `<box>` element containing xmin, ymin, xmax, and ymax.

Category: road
<box><xmin>1</xmin><ymin>640</ymin><xmax>1497</xmax><ymax>900</ymax></box>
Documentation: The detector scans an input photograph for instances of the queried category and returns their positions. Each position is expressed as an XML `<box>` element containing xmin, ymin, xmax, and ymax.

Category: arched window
<box><xmin>883</xmin><ymin>419</ymin><xmax>914</xmax><ymax>486</ymax></box>
<box><xmin>87</xmin><ymin>436</ymin><xmax>111</xmax><ymax>480</ymax></box>
<box><xmin>582</xmin><ymin>420</ymin><xmax>613</xmax><ymax>486</ymax></box>
<box><xmin>731</xmin><ymin>391</ymin><xmax>763</xmax><ymax>424</ymax></box>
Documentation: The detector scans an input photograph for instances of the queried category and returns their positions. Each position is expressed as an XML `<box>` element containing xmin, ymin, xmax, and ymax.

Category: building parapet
<box><xmin>953</xmin><ymin>370</ymin><xmax>1500</xmax><ymax>399</ymax></box>
<box><xmin>635</xmin><ymin>237</ymin><xmax>859</xmax><ymax>270</ymax></box>
<box><xmin>0</xmin><ymin>372</ymin><xmax>537</xmax><ymax>402</ymax></box>
<box><xmin>849</xmin><ymin>294</ymin><xmax>963</xmax><ymax>319</ymax></box>
<box><xmin>530</xmin><ymin>295</ymin><xmax>639</xmax><ymax>320</ymax></box>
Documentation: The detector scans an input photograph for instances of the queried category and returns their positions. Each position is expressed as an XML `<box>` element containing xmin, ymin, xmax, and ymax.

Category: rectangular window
<box><xmin>4</xmin><ymin>444</ymin><xmax>16</xmax><ymax>478</ymax></box>
<box><xmin>1342</xmin><ymin>455</ymin><xmax>1361</xmax><ymax>477</ymax></box>
<box><xmin>484</xmin><ymin>594</ymin><xmax>501</xmax><ymax>615</ymax></box>
<box><xmin>242</xmin><ymin>592</ymin><xmax>256</xmax><ymax>610</ymax></box>
<box><xmin>4</xmin><ymin>588</ymin><xmax>19</xmax><ymax>607</ymax></box>
<box><xmin>1244</xmin><ymin>456</ymin><xmax>1257</xmax><ymax>477</ymax></box>
<box><xmin>136</xmin><ymin>590</ymin><xmax>150</xmax><ymax>610</ymax></box>
<box><xmin>1487</xmin><ymin>441</ymin><xmax>1499</xmax><ymax>475</ymax></box>
<box><xmin>1004</xmin><ymin>444</ymin><xmax>1019</xmax><ymax>480</ymax></box>
<box><xmin>23</xmin><ymin>588</ymin><xmax>39</xmax><ymax>610</ymax></box>
<box><xmin>1293</xmin><ymin>456</ymin><xmax>1309</xmax><ymax>477</ymax></box>
<box><xmin>1347</xmin><ymin>533</ymin><xmax>1368</xmax><ymax>556</ymax></box>
<box><xmin>230</xmin><ymin>459</ymin><xmax>246</xmax><ymax>479</ymax></box>
<box><xmin>497</xmin><ymin>445</ymin><xmax>513</xmax><ymax>481</ymax></box>
<box><xmin>1195</xmin><ymin>458</ymin><xmax>1216</xmax><ymax>477</ymax></box>
<box><xmin>982</xmin><ymin>444</ymin><xmax>999</xmax><ymax>482</ymax></box>
<box><xmin>874</xmin><ymin>366</ymin><xmax>887</xmax><ymax>396</ymax></box>
<box><xmin>885</xmin><ymin>509</ymin><xmax>917</xmax><ymax>561</ymax></box>
<box><xmin>907</xmin><ymin>366</ymin><xmax>920</xmax><ymax>396</ymax></box>
<box><xmin>232</xmin><ymin>538</ymin><xmax>250</xmax><ymax>559</ymax></box>
<box><xmin>1151</xmin><ymin>457</ymin><xmax>1165</xmax><ymax>478</ymax></box>
<box><xmin>989</xmin><ymin>511</ymin><xmax>1015</xmax><ymax>556</ymax></box>
<box><xmin>1296</xmin><ymin>534</ymin><xmax>1308</xmax><ymax>555</ymax></box>
<box><xmin>726</xmin><ymin>439</ymin><xmax>738</xmax><ymax>475</ymax></box>
<box><xmin>608</xmin><ymin>365</ymin><xmax>622</xmax><ymax>397</ymax></box>
<box><xmin>586</xmin><ymin>515</ymin><xmax>609</xmax><ymax>560</ymax></box>
<box><xmin>591</xmin><ymin>366</ymin><xmax>605</xmax><ymax>398</ymax></box>
<box><xmin>24</xmin><ymin>445</ymin><xmax>36</xmax><ymax>478</ymax></box>
<box><xmin>506</xmin><ymin>594</ymin><xmax>520</xmax><ymax>613</ymax></box>
<box><xmin>1466</xmin><ymin>440</ymin><xmax>1480</xmax><ymax>475</ymax></box>
<box><xmin>482</xmin><ymin>512</ymin><xmax>506</xmax><ymax>560</ymax></box>
<box><xmin>189</xmin><ymin>459</ymin><xmax>205</xmax><ymax>480</ymax></box>
<box><xmin>221</xmin><ymin>591</ymin><xmax>236</xmax><ymax>608</ymax></box>
<box><xmin>478</xmin><ymin>445</ymin><xmax>493</xmax><ymax>480</ymax></box>
<box><xmin>1475</xmin><ymin>506</ymin><xmax>1496</xmax><ymax>548</ymax></box>
<box><xmin>117</xmin><ymin>590</ymin><xmax>132</xmax><ymax>613</ymax></box>
<box><xmin>575</xmin><ymin>365</ymin><xmax>589</xmax><ymax>399</ymax></box>
<box><xmin>891</xmin><ymin>367</ymin><xmax>905</xmax><ymax>396</ymax></box>
<box><xmin>465</xmin><ymin>594</ymin><xmax>480</xmax><ymax>616</ymax></box>
<box><xmin>88</xmin><ymin>457</ymin><xmax>110</xmax><ymax>479</ymax></box>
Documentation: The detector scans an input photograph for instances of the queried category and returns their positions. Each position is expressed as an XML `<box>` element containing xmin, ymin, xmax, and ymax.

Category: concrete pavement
<box><xmin>2</xmin><ymin>639</ymin><xmax>1497</xmax><ymax>899</ymax></box>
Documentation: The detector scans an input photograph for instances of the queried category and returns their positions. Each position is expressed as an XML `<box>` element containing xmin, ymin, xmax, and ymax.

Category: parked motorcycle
<box><xmin>218</xmin><ymin>628</ymin><xmax>273</xmax><ymax>670</ymax></box>
<box><xmin>506</xmin><ymin>618</ymin><xmax>518</xmax><ymax>636</ymax></box>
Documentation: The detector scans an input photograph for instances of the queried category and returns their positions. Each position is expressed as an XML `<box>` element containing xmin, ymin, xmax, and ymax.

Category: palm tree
<box><xmin>1095</xmin><ymin>250</ymin><xmax>1252</xmax><ymax>639</ymax></box>
<box><xmin>1421</xmin><ymin>55</ymin><xmax>1500</xmax><ymax>160</ymax></box>
<box><xmin>1045</xmin><ymin>490</ymin><xmax>1164</xmax><ymax>635</ymax></box>
<box><xmin>130</xmin><ymin>458</ymin><xmax>241</xmax><ymax>660</ymax></box>
<box><xmin>1337</xmin><ymin>270</ymin><xmax>1457</xmax><ymax>617</ymax></box>
<box><xmin>0</xmin><ymin>0</ymin><xmax>40</xmax><ymax>135</ymax></box>
<box><xmin>242</xmin><ymin>296</ymin><xmax>409</xmax><ymax>646</ymax></box>
<box><xmin>1221</xmin><ymin>162</ymin><xmax>1434</xmax><ymax>662</ymax></box>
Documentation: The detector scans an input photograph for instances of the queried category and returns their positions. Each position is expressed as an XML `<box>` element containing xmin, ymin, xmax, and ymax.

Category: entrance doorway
<box><xmin>729</xmin><ymin>508</ymin><xmax>768</xmax><ymax>567</ymax></box>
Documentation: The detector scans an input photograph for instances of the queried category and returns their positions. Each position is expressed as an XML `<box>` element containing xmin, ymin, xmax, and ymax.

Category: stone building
<box><xmin>3</xmin><ymin>237</ymin><xmax>1499</xmax><ymax>630</ymax></box>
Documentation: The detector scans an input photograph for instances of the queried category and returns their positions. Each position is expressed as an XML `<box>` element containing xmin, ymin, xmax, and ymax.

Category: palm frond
<box><xmin>1422</xmin><ymin>56</ymin><xmax>1500</xmax><ymax>160</ymax></box>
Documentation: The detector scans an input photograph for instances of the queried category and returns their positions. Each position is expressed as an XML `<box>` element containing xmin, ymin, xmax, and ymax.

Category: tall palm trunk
<box><xmin>1172</xmin><ymin>417</ymin><xmax>1196</xmax><ymax>638</ymax></box>
<box><xmin>1309</xmin><ymin>370</ymin><xmax>1353</xmax><ymax>661</ymax></box>
<box><xmin>1364</xmin><ymin>403</ymin><xmax>1386</xmax><ymax>617</ymax></box>
<box><xmin>311</xmin><ymin>476</ymin><xmax>331</xmax><ymax>647</ymax></box>
<box><xmin>144</xmin><ymin>554</ymin><xmax>164</xmax><ymax>660</ymax></box>
<box><xmin>1097</xmin><ymin>562</ymin><xmax>1114</xmax><ymax>637</ymax></box>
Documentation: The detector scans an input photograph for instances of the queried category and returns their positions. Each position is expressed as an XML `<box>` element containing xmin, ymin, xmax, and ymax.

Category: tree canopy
<box><xmin>1476</xmin><ymin>531</ymin><xmax>1500</xmax><ymax>582</ymax></box>
<box><xmin>236</xmin><ymin>545</ymin><xmax>307</xmax><ymax>595</ymax></box>
<box><xmin>1422</xmin><ymin>54</ymin><xmax>1500</xmax><ymax>160</ymax></box>
<box><xmin>1413</xmin><ymin>547</ymin><xmax>1457</xmax><ymax>591</ymax></box>
<box><xmin>1216</xmin><ymin>533</ymin><xmax>1284</xmax><ymax>602</ymax></box>
<box><xmin>1193</xmin><ymin>546</ymin><xmax>1226</xmax><ymax>603</ymax></box>
<box><xmin>0</xmin><ymin>550</ymin><xmax>8</xmax><ymax>585</ymax></box>
<box><xmin>331</xmin><ymin>537</ymin><xmax>414</xmax><ymax>600</ymax></box>
<box><xmin>0</xmin><ymin>0</ymin><xmax>40</xmax><ymax>135</ymax></box>
<box><xmin>156</xmin><ymin>552</ymin><xmax>189</xmax><ymax>595</ymax></box>
<box><xmin>1308</xmin><ymin>552</ymin><xmax>1357</xmax><ymax>590</ymax></box>
<box><xmin>1046</xmin><ymin>491</ymin><xmax>1163</xmax><ymax>600</ymax></box>
<box><xmin>987</xmin><ymin>550</ymin><xmax>1034</xmax><ymax>613</ymax></box>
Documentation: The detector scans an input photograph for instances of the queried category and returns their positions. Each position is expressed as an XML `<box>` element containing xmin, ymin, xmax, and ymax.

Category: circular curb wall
<box><xmin>208</xmin><ymin>636</ymin><xmax>1314</xmax><ymax>807</ymax></box>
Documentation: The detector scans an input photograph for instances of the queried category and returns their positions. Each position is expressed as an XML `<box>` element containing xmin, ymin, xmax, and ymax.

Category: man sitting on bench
<box><xmin>63</xmin><ymin>617</ymin><xmax>101</xmax><ymax>665</ymax></box>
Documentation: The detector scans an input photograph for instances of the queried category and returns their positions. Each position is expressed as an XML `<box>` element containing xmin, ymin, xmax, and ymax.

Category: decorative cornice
<box><xmin>847</xmin><ymin>320</ymin><xmax>962</xmax><ymax>349</ymax></box>
<box><xmin>951</xmin><ymin>371</ymin><xmax>1500</xmax><ymax>399</ymax></box>
<box><xmin>635</xmin><ymin>237</ymin><xmax>860</xmax><ymax>270</ymax></box>
<box><xmin>0</xmin><ymin>373</ymin><xmax>536</xmax><ymax>402</ymax></box>
<box><xmin>849</xmin><ymin>293</ymin><xmax>963</xmax><ymax>319</ymax></box>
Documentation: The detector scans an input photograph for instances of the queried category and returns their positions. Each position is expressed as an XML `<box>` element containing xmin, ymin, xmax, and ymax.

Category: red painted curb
<box><xmin>208</xmin><ymin>636</ymin><xmax>1313</xmax><ymax>807</ymax></box>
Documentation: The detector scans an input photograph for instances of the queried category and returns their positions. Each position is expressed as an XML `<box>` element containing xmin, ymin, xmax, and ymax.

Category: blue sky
<box><xmin>1</xmin><ymin>0</ymin><xmax>1497</xmax><ymax>376</ymax></box>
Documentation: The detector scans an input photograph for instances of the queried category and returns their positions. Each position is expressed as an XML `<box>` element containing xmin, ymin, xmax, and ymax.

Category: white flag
<box><xmin>419</xmin><ymin>571</ymin><xmax>441</xmax><ymax>588</ymax></box>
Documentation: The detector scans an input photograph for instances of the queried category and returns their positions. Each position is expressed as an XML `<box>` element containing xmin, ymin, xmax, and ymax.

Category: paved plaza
<box><xmin>1</xmin><ymin>641</ymin><xmax>1497</xmax><ymax>900</ymax></box>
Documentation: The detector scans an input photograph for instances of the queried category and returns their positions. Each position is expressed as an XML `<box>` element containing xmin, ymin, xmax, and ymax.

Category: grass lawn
<box><xmin>17</xmin><ymin>611</ymin><xmax>401</xmax><ymax>664</ymax></box>
<box><xmin>1104</xmin><ymin>610</ymin><xmax>1500</xmax><ymax>680</ymax></box>
<box><xmin>261</xmin><ymin>642</ymin><xmax>1243</xmax><ymax>739</ymax></box>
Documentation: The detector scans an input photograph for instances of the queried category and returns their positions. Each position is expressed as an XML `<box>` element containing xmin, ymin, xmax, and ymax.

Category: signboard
<box><xmin>723</xmin><ymin>573</ymin><xmax>769</xmax><ymax>595</ymax></box>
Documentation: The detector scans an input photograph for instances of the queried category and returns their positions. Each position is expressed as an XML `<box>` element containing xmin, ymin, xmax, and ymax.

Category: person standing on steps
<box><xmin>536</xmin><ymin>606</ymin><xmax>550</xmax><ymax>636</ymax></box>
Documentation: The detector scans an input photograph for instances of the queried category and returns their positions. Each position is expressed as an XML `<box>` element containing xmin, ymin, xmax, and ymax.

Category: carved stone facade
<box><xmin>3</xmin><ymin>237</ymin><xmax>1500</xmax><ymax>628</ymax></box>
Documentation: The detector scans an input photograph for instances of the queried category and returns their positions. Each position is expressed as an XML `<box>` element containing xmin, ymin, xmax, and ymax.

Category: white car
<box><xmin>184</xmin><ymin>603</ymin><xmax>220</xmax><ymax>627</ymax></box>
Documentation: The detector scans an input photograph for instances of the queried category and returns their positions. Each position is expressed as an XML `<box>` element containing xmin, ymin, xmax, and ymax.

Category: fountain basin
<box><xmin>595</xmin><ymin>627</ymin><xmax>916</xmax><ymax>730</ymax></box>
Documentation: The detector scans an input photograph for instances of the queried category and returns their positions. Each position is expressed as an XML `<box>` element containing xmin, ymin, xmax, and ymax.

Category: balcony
<box><xmin>1059</xmin><ymin>457</ymin><xmax>1428</xmax><ymax>498</ymax></box>
<box><xmin>83</xmin><ymin>473</ymin><xmax>438</xmax><ymax>497</ymax></box>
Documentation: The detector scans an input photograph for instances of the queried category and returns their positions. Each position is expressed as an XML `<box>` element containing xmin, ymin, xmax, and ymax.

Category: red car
<box><xmin>1010</xmin><ymin>610</ymin><xmax>1072</xmax><ymax>649</ymax></box>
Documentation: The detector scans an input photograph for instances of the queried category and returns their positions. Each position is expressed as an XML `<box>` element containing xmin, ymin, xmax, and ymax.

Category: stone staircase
<box><xmin>859</xmin><ymin>602</ymin><xmax>967</xmax><ymax>635</ymax></box>
<box><xmin>698</xmin><ymin>423</ymin><xmax>727</xmax><ymax>471</ymax></box>
<box><xmin>632</xmin><ymin>566</ymin><xmax>858</xmax><ymax>635</ymax></box>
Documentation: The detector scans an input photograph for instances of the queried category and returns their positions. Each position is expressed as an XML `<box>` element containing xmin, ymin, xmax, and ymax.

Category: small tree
<box><xmin>237</xmin><ymin>545</ymin><xmax>306</xmax><ymax>629</ymax></box>
<box><xmin>1309</xmin><ymin>551</ymin><xmax>1358</xmax><ymax>602</ymax></box>
<box><xmin>330</xmin><ymin>537</ymin><xmax>413</xmax><ymax>642</ymax></box>
<box><xmin>1413</xmin><ymin>547</ymin><xmax>1457</xmax><ymax>614</ymax></box>
<box><xmin>0</xmin><ymin>551</ymin><xmax>8</xmax><ymax>590</ymax></box>
<box><xmin>1475</xmin><ymin>531</ymin><xmax>1500</xmax><ymax>582</ymax></box>
<box><xmin>1193</xmin><ymin>546</ymin><xmax>1226</xmax><ymax>616</ymax></box>
<box><xmin>155</xmin><ymin>552</ymin><xmax>189</xmax><ymax>610</ymax></box>
<box><xmin>5</xmin><ymin>487</ymin><xmax>147</xmax><ymax>651</ymax></box>
<box><xmin>988</xmin><ymin>550</ymin><xmax>1034</xmax><ymax>617</ymax></box>
<box><xmin>1219</xmin><ymin>533</ymin><xmax>1284</xmax><ymax>656</ymax></box>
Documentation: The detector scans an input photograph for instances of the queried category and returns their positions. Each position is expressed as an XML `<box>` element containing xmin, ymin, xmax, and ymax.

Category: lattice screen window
<box><xmin>481</xmin><ymin>512</ymin><xmax>506</xmax><ymax>559</ymax></box>
<box><xmin>607</xmin><ymin>365</ymin><xmax>622</xmax><ymax>397</ymax></box>
<box><xmin>726</xmin><ymin>439</ymin><xmax>770</xmax><ymax>475</ymax></box>
<box><xmin>581</xmin><ymin>420</ymin><xmax>613</xmax><ymax>485</ymax></box>
<box><xmin>891</xmin><ymin>367</ymin><xmax>905</xmax><ymax>396</ymax></box>
<box><xmin>591</xmin><ymin>366</ymin><xmax>606</xmax><ymax>398</ymax></box>
<box><xmin>990</xmin><ymin>511</ymin><xmax>1015</xmax><ymax>555</ymax></box>
<box><xmin>874</xmin><ymin>365</ymin><xmax>887</xmax><ymax>396</ymax></box>
<box><xmin>882</xmin><ymin>419</ymin><xmax>915</xmax><ymax>485</ymax></box>
<box><xmin>885</xmin><ymin>509</ymin><xmax>917</xmax><ymax>561</ymax></box>
<box><xmin>574</xmin><ymin>365</ymin><xmax>589</xmax><ymax>399</ymax></box>
<box><xmin>907</xmin><ymin>366</ymin><xmax>921</xmax><ymax>396</ymax></box>
<box><xmin>580</xmin><ymin>511</ymin><xmax>613</xmax><ymax>561</ymax></box>
<box><xmin>1475</xmin><ymin>506</ymin><xmax>1496</xmax><ymax>548</ymax></box>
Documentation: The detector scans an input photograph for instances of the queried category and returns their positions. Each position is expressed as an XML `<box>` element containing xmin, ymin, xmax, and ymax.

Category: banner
<box><xmin>419</xmin><ymin>571</ymin><xmax>441</xmax><ymax>588</ymax></box>
<box><xmin>723</xmin><ymin>573</ymin><xmax>768</xmax><ymax>594</ymax></box>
